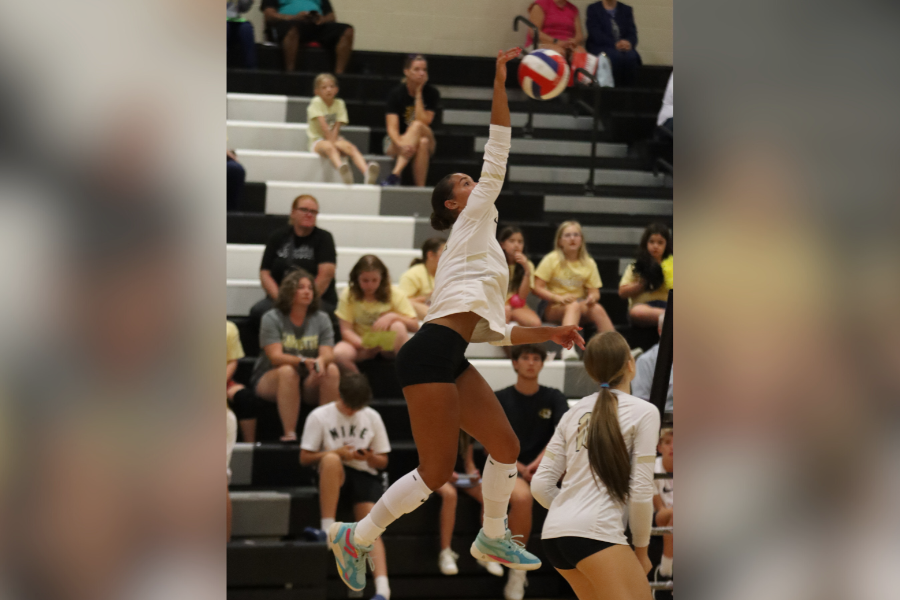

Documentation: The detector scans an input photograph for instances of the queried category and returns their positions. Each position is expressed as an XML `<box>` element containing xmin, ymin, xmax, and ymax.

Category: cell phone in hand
<box><xmin>355</xmin><ymin>448</ymin><xmax>366</xmax><ymax>456</ymax></box>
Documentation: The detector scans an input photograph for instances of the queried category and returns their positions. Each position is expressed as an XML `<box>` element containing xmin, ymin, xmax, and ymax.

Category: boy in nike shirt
<box><xmin>300</xmin><ymin>374</ymin><xmax>392</xmax><ymax>600</ymax></box>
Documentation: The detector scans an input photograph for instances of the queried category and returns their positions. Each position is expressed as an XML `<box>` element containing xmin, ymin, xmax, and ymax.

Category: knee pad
<box><xmin>382</xmin><ymin>469</ymin><xmax>432</xmax><ymax>519</ymax></box>
<box><xmin>481</xmin><ymin>456</ymin><xmax>517</xmax><ymax>503</ymax></box>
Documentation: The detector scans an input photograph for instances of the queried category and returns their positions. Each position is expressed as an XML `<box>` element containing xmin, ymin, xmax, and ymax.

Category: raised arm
<box><xmin>490</xmin><ymin>48</ymin><xmax>520</xmax><ymax>127</ymax></box>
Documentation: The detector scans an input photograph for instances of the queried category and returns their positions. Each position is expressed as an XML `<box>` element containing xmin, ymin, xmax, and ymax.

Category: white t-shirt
<box><xmin>532</xmin><ymin>389</ymin><xmax>660</xmax><ymax>544</ymax></box>
<box><xmin>657</xmin><ymin>73</ymin><xmax>673</xmax><ymax>126</ymax></box>
<box><xmin>300</xmin><ymin>402</ymin><xmax>391</xmax><ymax>476</ymax></box>
<box><xmin>425</xmin><ymin>124</ymin><xmax>511</xmax><ymax>345</ymax></box>
<box><xmin>654</xmin><ymin>456</ymin><xmax>673</xmax><ymax>509</ymax></box>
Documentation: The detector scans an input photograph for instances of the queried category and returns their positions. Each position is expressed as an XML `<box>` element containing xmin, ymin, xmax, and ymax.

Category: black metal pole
<box><xmin>513</xmin><ymin>16</ymin><xmax>540</xmax><ymax>138</ymax></box>
<box><xmin>649</xmin><ymin>289</ymin><xmax>673</xmax><ymax>422</ymax></box>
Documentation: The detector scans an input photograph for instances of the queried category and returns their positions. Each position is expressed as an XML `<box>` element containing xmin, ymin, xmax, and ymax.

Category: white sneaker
<box><xmin>365</xmin><ymin>162</ymin><xmax>381</xmax><ymax>185</ymax></box>
<box><xmin>339</xmin><ymin>163</ymin><xmax>354</xmax><ymax>185</ymax></box>
<box><xmin>479</xmin><ymin>558</ymin><xmax>504</xmax><ymax>577</ymax></box>
<box><xmin>504</xmin><ymin>570</ymin><xmax>528</xmax><ymax>600</ymax></box>
<box><xmin>560</xmin><ymin>346</ymin><xmax>580</xmax><ymax>361</ymax></box>
<box><xmin>438</xmin><ymin>548</ymin><xmax>459</xmax><ymax>575</ymax></box>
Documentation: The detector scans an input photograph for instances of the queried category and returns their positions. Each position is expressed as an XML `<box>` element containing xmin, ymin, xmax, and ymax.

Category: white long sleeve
<box><xmin>531</xmin><ymin>424</ymin><xmax>568</xmax><ymax>509</ymax></box>
<box><xmin>626</xmin><ymin>404</ymin><xmax>661</xmax><ymax>547</ymax></box>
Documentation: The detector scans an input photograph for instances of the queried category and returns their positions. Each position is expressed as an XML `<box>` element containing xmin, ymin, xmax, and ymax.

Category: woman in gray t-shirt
<box><xmin>252</xmin><ymin>269</ymin><xmax>340</xmax><ymax>442</ymax></box>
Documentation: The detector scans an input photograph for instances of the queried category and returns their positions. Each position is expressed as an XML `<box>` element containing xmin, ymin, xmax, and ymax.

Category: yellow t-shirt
<box><xmin>534</xmin><ymin>252</ymin><xmax>602</xmax><ymax>300</ymax></box>
<box><xmin>506</xmin><ymin>259</ymin><xmax>536</xmax><ymax>300</ymax></box>
<box><xmin>398</xmin><ymin>263</ymin><xmax>435</xmax><ymax>300</ymax></box>
<box><xmin>335</xmin><ymin>285</ymin><xmax>417</xmax><ymax>336</ymax></box>
<box><xmin>306</xmin><ymin>96</ymin><xmax>350</xmax><ymax>150</ymax></box>
<box><xmin>619</xmin><ymin>255</ymin><xmax>674</xmax><ymax>308</ymax></box>
<box><xmin>226</xmin><ymin>320</ymin><xmax>244</xmax><ymax>363</ymax></box>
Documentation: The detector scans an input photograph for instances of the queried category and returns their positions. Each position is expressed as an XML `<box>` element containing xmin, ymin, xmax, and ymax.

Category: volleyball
<box><xmin>517</xmin><ymin>49</ymin><xmax>569</xmax><ymax>100</ymax></box>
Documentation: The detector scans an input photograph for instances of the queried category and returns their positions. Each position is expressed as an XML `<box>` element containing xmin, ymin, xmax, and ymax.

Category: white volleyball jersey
<box><xmin>654</xmin><ymin>456</ymin><xmax>673</xmax><ymax>508</ymax></box>
<box><xmin>532</xmin><ymin>390</ymin><xmax>660</xmax><ymax>544</ymax></box>
<box><xmin>425</xmin><ymin>124</ymin><xmax>511</xmax><ymax>344</ymax></box>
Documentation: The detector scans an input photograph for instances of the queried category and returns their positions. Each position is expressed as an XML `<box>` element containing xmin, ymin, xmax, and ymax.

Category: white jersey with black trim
<box><xmin>654</xmin><ymin>456</ymin><xmax>673</xmax><ymax>508</ymax></box>
<box><xmin>425</xmin><ymin>124</ymin><xmax>511</xmax><ymax>344</ymax></box>
<box><xmin>532</xmin><ymin>389</ymin><xmax>660</xmax><ymax>544</ymax></box>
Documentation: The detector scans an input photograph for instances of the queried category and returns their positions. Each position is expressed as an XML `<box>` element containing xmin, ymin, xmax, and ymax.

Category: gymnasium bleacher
<box><xmin>227</xmin><ymin>39</ymin><xmax>672</xmax><ymax>600</ymax></box>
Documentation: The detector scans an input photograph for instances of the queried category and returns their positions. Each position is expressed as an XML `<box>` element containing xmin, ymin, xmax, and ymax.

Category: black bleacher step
<box><xmin>228</xmin><ymin>590</ymin><xmax>323</xmax><ymax>600</ymax></box>
<box><xmin>606</xmin><ymin>111</ymin><xmax>661</xmax><ymax>143</ymax></box>
<box><xmin>231</xmin><ymin>316</ymin><xmax>260</xmax><ymax>358</ymax></box>
<box><xmin>369</xmin><ymin>399</ymin><xmax>411</xmax><ymax>442</ymax></box>
<box><xmin>237</xmin><ymin>182</ymin><xmax>267</xmax><ymax>214</ymax></box>
<box><xmin>505</xmin><ymin>180</ymin><xmax>672</xmax><ymax>200</ymax></box>
<box><xmin>509</xmin><ymin>153</ymin><xmax>651</xmax><ymax>171</ymax></box>
<box><xmin>445</xmin><ymin>123</ymin><xmax>615</xmax><ymax>144</ymax></box>
<box><xmin>616</xmin><ymin>323</ymin><xmax>660</xmax><ymax>351</ymax></box>
<box><xmin>228</xmin><ymin>212</ymin><xmax>286</xmax><ymax>245</ymax></box>
<box><xmin>228</xmin><ymin>69</ymin><xmax>399</xmax><ymax>102</ymax></box>
<box><xmin>327</xmin><ymin>572</ymin><xmax>567</xmax><ymax>600</ymax></box>
<box><xmin>366</xmin><ymin>127</ymin><xmax>476</xmax><ymax>159</ymax></box>
<box><xmin>227</xmin><ymin>540</ymin><xmax>327</xmax><ymax>587</ymax></box>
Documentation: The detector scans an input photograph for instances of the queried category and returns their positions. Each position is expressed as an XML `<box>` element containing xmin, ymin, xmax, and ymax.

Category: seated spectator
<box><xmin>381</xmin><ymin>55</ymin><xmax>440</xmax><ymax>187</ymax></box>
<box><xmin>499</xmin><ymin>226</ymin><xmax>541</xmax><ymax>327</ymax></box>
<box><xmin>299</xmin><ymin>373</ymin><xmax>392</xmax><ymax>600</ymax></box>
<box><xmin>226</xmin><ymin>149</ymin><xmax>245</xmax><ymax>211</ymax></box>
<box><xmin>251</xmin><ymin>194</ymin><xmax>338</xmax><ymax>324</ymax></box>
<box><xmin>586</xmin><ymin>0</ymin><xmax>641</xmax><ymax>86</ymax></box>
<box><xmin>434</xmin><ymin>432</ymin><xmax>504</xmax><ymax>578</ymax></box>
<box><xmin>652</xmin><ymin>428</ymin><xmax>674</xmax><ymax>591</ymax></box>
<box><xmin>494</xmin><ymin>344</ymin><xmax>570</xmax><ymax>600</ymax></box>
<box><xmin>334</xmin><ymin>255</ymin><xmax>419</xmax><ymax>373</ymax></box>
<box><xmin>251</xmin><ymin>270</ymin><xmax>341</xmax><ymax>442</ymax></box>
<box><xmin>630</xmin><ymin>313</ymin><xmax>673</xmax><ymax>413</ymax></box>
<box><xmin>308</xmin><ymin>73</ymin><xmax>380</xmax><ymax>185</ymax></box>
<box><xmin>533</xmin><ymin>220</ymin><xmax>614</xmax><ymax>359</ymax></box>
<box><xmin>398</xmin><ymin>237</ymin><xmax>446</xmax><ymax>320</ymax></box>
<box><xmin>526</xmin><ymin>0</ymin><xmax>586</xmax><ymax>60</ymax></box>
<box><xmin>227</xmin><ymin>320</ymin><xmax>258</xmax><ymax>442</ymax></box>
<box><xmin>618</xmin><ymin>222</ymin><xmax>673</xmax><ymax>327</ymax></box>
<box><xmin>261</xmin><ymin>0</ymin><xmax>354</xmax><ymax>74</ymax></box>
<box><xmin>227</xmin><ymin>0</ymin><xmax>258</xmax><ymax>69</ymax></box>
<box><xmin>657</xmin><ymin>72</ymin><xmax>673</xmax><ymax>134</ymax></box>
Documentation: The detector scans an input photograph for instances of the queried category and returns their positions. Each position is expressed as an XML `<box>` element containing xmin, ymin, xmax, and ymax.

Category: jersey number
<box><xmin>576</xmin><ymin>412</ymin><xmax>591</xmax><ymax>452</ymax></box>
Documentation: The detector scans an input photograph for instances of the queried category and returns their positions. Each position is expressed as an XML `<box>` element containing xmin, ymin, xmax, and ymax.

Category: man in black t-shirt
<box><xmin>381</xmin><ymin>55</ymin><xmax>441</xmax><ymax>187</ymax></box>
<box><xmin>494</xmin><ymin>344</ymin><xmax>569</xmax><ymax>598</ymax></box>
<box><xmin>260</xmin><ymin>0</ymin><xmax>355</xmax><ymax>73</ymax></box>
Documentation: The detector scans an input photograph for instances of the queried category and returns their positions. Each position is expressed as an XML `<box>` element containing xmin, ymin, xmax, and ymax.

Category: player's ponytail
<box><xmin>582</xmin><ymin>331</ymin><xmax>633</xmax><ymax>504</ymax></box>
<box><xmin>430</xmin><ymin>174</ymin><xmax>458</xmax><ymax>231</ymax></box>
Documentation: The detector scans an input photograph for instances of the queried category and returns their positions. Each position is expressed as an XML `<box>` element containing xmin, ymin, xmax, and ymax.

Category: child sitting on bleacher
<box><xmin>308</xmin><ymin>73</ymin><xmax>380</xmax><ymax>185</ymax></box>
<box><xmin>300</xmin><ymin>374</ymin><xmax>392</xmax><ymax>600</ymax></box>
<box><xmin>398</xmin><ymin>237</ymin><xmax>445</xmax><ymax>320</ymax></box>
<box><xmin>498</xmin><ymin>226</ymin><xmax>541</xmax><ymax>327</ymax></box>
<box><xmin>533</xmin><ymin>220</ymin><xmax>614</xmax><ymax>359</ymax></box>
<box><xmin>652</xmin><ymin>427</ymin><xmax>674</xmax><ymax>596</ymax></box>
<box><xmin>618</xmin><ymin>222</ymin><xmax>673</xmax><ymax>328</ymax></box>
<box><xmin>333</xmin><ymin>255</ymin><xmax>419</xmax><ymax>373</ymax></box>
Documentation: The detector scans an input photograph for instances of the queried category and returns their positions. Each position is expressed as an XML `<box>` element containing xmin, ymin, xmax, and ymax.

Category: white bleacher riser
<box><xmin>227</xmin><ymin>121</ymin><xmax>370</xmax><ymax>153</ymax></box>
<box><xmin>317</xmin><ymin>215</ymin><xmax>416</xmax><ymax>250</ymax></box>
<box><xmin>227</xmin><ymin>93</ymin><xmax>289</xmax><ymax>123</ymax></box>
<box><xmin>229</xmin><ymin>491</ymin><xmax>291</xmax><ymax>538</ymax></box>
<box><xmin>264</xmin><ymin>182</ymin><xmax>381</xmax><ymax>216</ymax></box>
<box><xmin>227</xmin><ymin>280</ymin><xmax>350</xmax><ymax>317</ymax></box>
<box><xmin>581</xmin><ymin>225</ymin><xmax>646</xmax><ymax>246</ymax></box>
<box><xmin>544</xmin><ymin>195</ymin><xmax>673</xmax><ymax>216</ymax></box>
<box><xmin>442</xmin><ymin>110</ymin><xmax>597</xmax><ymax>131</ymax></box>
<box><xmin>227</xmin><ymin>244</ymin><xmax>418</xmax><ymax>282</ymax></box>
<box><xmin>470</xmin><ymin>359</ymin><xmax>566</xmax><ymax>391</ymax></box>
<box><xmin>235</xmin><ymin>150</ymin><xmax>393</xmax><ymax>184</ymax></box>
<box><xmin>508</xmin><ymin>165</ymin><xmax>666</xmax><ymax>186</ymax></box>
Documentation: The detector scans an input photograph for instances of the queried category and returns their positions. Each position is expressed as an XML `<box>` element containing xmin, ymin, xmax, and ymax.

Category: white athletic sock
<box><xmin>375</xmin><ymin>575</ymin><xmax>391</xmax><ymax>599</ymax></box>
<box><xmin>355</xmin><ymin>469</ymin><xmax>432</xmax><ymax>546</ymax></box>
<box><xmin>659</xmin><ymin>555</ymin><xmax>673</xmax><ymax>577</ymax></box>
<box><xmin>481</xmin><ymin>456</ymin><xmax>518</xmax><ymax>539</ymax></box>
<box><xmin>320</xmin><ymin>517</ymin><xmax>334</xmax><ymax>532</ymax></box>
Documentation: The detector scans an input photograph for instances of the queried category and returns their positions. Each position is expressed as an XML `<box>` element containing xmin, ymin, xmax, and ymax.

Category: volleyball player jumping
<box><xmin>328</xmin><ymin>47</ymin><xmax>586</xmax><ymax>592</ymax></box>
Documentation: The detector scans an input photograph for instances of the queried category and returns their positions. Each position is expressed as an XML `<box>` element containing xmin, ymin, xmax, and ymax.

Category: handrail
<box><xmin>574</xmin><ymin>67</ymin><xmax>601</xmax><ymax>194</ymax></box>
<box><xmin>513</xmin><ymin>15</ymin><xmax>540</xmax><ymax>50</ymax></box>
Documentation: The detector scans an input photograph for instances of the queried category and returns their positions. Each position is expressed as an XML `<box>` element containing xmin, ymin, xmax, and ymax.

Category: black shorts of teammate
<box><xmin>268</xmin><ymin>20</ymin><xmax>351</xmax><ymax>51</ymax></box>
<box><xmin>542</xmin><ymin>536</ymin><xmax>618</xmax><ymax>570</ymax></box>
<box><xmin>395</xmin><ymin>323</ymin><xmax>471</xmax><ymax>388</ymax></box>
<box><xmin>313</xmin><ymin>466</ymin><xmax>388</xmax><ymax>505</ymax></box>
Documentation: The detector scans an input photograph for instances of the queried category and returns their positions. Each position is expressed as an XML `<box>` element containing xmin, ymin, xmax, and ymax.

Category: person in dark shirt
<box><xmin>381</xmin><ymin>54</ymin><xmax>441</xmax><ymax>187</ymax></box>
<box><xmin>250</xmin><ymin>194</ymin><xmax>338</xmax><ymax>325</ymax></box>
<box><xmin>585</xmin><ymin>0</ymin><xmax>642</xmax><ymax>86</ymax></box>
<box><xmin>261</xmin><ymin>0</ymin><xmax>355</xmax><ymax>74</ymax></box>
<box><xmin>494</xmin><ymin>344</ymin><xmax>569</xmax><ymax>599</ymax></box>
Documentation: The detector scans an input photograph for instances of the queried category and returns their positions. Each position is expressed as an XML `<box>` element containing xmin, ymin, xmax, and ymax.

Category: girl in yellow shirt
<box><xmin>534</xmin><ymin>221</ymin><xmax>615</xmax><ymax>354</ymax></box>
<box><xmin>498</xmin><ymin>226</ymin><xmax>541</xmax><ymax>327</ymax></box>
<box><xmin>334</xmin><ymin>255</ymin><xmax>420</xmax><ymax>372</ymax></box>
<box><xmin>398</xmin><ymin>237</ymin><xmax>446</xmax><ymax>320</ymax></box>
<box><xmin>618</xmin><ymin>222</ymin><xmax>673</xmax><ymax>327</ymax></box>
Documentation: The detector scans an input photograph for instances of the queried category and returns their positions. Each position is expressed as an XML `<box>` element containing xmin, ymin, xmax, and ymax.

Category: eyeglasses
<box><xmin>294</xmin><ymin>207</ymin><xmax>319</xmax><ymax>215</ymax></box>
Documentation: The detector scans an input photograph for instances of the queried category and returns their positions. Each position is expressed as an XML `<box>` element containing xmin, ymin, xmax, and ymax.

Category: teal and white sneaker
<box><xmin>470</xmin><ymin>528</ymin><xmax>542</xmax><ymax>571</ymax></box>
<box><xmin>328</xmin><ymin>522</ymin><xmax>374</xmax><ymax>591</ymax></box>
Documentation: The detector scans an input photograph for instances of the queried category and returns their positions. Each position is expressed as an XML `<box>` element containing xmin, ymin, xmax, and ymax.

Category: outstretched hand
<box><xmin>550</xmin><ymin>325</ymin><xmax>585</xmax><ymax>350</ymax></box>
<box><xmin>495</xmin><ymin>47</ymin><xmax>522</xmax><ymax>83</ymax></box>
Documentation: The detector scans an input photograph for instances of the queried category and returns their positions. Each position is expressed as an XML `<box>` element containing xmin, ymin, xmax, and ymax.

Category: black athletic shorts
<box><xmin>542</xmin><ymin>537</ymin><xmax>618</xmax><ymax>570</ymax></box>
<box><xmin>313</xmin><ymin>466</ymin><xmax>388</xmax><ymax>505</ymax></box>
<box><xmin>395</xmin><ymin>323</ymin><xmax>471</xmax><ymax>388</ymax></box>
<box><xmin>269</xmin><ymin>20</ymin><xmax>351</xmax><ymax>50</ymax></box>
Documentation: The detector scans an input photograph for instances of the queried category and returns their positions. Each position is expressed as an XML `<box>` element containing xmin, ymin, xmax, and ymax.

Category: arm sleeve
<box><xmin>259</xmin><ymin>311</ymin><xmax>283</xmax><ymax>348</ymax></box>
<box><xmin>531</xmin><ymin>417</ymin><xmax>569</xmax><ymax>509</ymax></box>
<box><xmin>628</xmin><ymin>405</ymin><xmax>661</xmax><ymax>547</ymax></box>
<box><xmin>662</xmin><ymin>255</ymin><xmax>674</xmax><ymax>290</ymax></box>
<box><xmin>463</xmin><ymin>125</ymin><xmax>511</xmax><ymax>219</ymax></box>
<box><xmin>299</xmin><ymin>411</ymin><xmax>323</xmax><ymax>451</ymax></box>
<box><xmin>392</xmin><ymin>287</ymin><xmax>418</xmax><ymax>319</ymax></box>
<box><xmin>317</xmin><ymin>230</ymin><xmax>337</xmax><ymax>264</ymax></box>
<box><xmin>336</xmin><ymin>99</ymin><xmax>350</xmax><ymax>125</ymax></box>
<box><xmin>370</xmin><ymin>412</ymin><xmax>392</xmax><ymax>454</ymax></box>
<box><xmin>317</xmin><ymin>313</ymin><xmax>335</xmax><ymax>348</ymax></box>
<box><xmin>534</xmin><ymin>253</ymin><xmax>556</xmax><ymax>284</ymax></box>
<box><xmin>586</xmin><ymin>259</ymin><xmax>602</xmax><ymax>289</ymax></box>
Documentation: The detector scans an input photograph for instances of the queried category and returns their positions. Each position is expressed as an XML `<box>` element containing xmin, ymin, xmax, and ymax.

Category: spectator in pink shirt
<box><xmin>526</xmin><ymin>0</ymin><xmax>586</xmax><ymax>60</ymax></box>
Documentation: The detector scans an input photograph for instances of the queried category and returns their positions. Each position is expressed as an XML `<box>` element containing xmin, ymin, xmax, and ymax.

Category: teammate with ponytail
<box><xmin>532</xmin><ymin>331</ymin><xmax>660</xmax><ymax>599</ymax></box>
